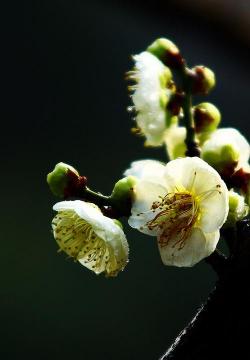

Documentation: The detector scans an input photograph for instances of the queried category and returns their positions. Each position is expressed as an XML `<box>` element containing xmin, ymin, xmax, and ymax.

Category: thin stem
<box><xmin>83</xmin><ymin>187</ymin><xmax>111</xmax><ymax>207</ymax></box>
<box><xmin>68</xmin><ymin>186</ymin><xmax>131</xmax><ymax>218</ymax></box>
<box><xmin>61</xmin><ymin>170</ymin><xmax>132</xmax><ymax>217</ymax></box>
<box><xmin>182</xmin><ymin>69</ymin><xmax>201</xmax><ymax>157</ymax></box>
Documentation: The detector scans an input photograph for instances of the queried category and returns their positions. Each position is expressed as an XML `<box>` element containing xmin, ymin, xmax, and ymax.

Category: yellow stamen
<box><xmin>147</xmin><ymin>192</ymin><xmax>198</xmax><ymax>250</ymax></box>
<box><xmin>146</xmin><ymin>183</ymin><xmax>222</xmax><ymax>250</ymax></box>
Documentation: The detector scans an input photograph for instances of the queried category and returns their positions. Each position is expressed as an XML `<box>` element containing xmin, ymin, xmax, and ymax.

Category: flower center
<box><xmin>147</xmin><ymin>192</ymin><xmax>200</xmax><ymax>250</ymax></box>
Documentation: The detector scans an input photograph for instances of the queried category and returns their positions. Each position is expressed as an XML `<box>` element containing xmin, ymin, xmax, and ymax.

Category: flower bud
<box><xmin>47</xmin><ymin>162</ymin><xmax>81</xmax><ymax>198</ymax></box>
<box><xmin>111</xmin><ymin>176</ymin><xmax>137</xmax><ymax>205</ymax></box>
<box><xmin>201</xmin><ymin>128</ymin><xmax>250</xmax><ymax>176</ymax></box>
<box><xmin>202</xmin><ymin>144</ymin><xmax>239</xmax><ymax>175</ymax></box>
<box><xmin>194</xmin><ymin>102</ymin><xmax>221</xmax><ymax>134</ymax></box>
<box><xmin>224</xmin><ymin>190</ymin><xmax>249</xmax><ymax>227</ymax></box>
<box><xmin>190</xmin><ymin>66</ymin><xmax>215</xmax><ymax>95</ymax></box>
<box><xmin>147</xmin><ymin>38</ymin><xmax>184</xmax><ymax>68</ymax></box>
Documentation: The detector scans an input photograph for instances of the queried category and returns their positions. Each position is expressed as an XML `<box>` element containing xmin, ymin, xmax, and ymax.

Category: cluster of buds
<box><xmin>47</xmin><ymin>37</ymin><xmax>249</xmax><ymax>278</ymax></box>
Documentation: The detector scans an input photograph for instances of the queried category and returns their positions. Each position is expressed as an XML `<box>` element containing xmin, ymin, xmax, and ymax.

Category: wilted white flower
<box><xmin>128</xmin><ymin>51</ymin><xmax>176</xmax><ymax>146</ymax></box>
<box><xmin>201</xmin><ymin>128</ymin><xmax>250</xmax><ymax>173</ymax></box>
<box><xmin>126</xmin><ymin>157</ymin><xmax>229</xmax><ymax>267</ymax></box>
<box><xmin>52</xmin><ymin>200</ymin><xmax>129</xmax><ymax>277</ymax></box>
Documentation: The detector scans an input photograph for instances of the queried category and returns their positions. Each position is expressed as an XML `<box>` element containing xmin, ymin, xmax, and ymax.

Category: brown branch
<box><xmin>160</xmin><ymin>217</ymin><xmax>250</xmax><ymax>359</ymax></box>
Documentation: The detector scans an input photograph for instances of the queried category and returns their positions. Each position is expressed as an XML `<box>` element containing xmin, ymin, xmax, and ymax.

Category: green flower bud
<box><xmin>47</xmin><ymin>162</ymin><xmax>79</xmax><ymax>198</ymax></box>
<box><xmin>147</xmin><ymin>38</ymin><xmax>179</xmax><ymax>58</ymax></box>
<box><xmin>202</xmin><ymin>144</ymin><xmax>239</xmax><ymax>174</ymax></box>
<box><xmin>111</xmin><ymin>176</ymin><xmax>137</xmax><ymax>204</ymax></box>
<box><xmin>147</xmin><ymin>38</ymin><xmax>183</xmax><ymax>68</ymax></box>
<box><xmin>190</xmin><ymin>66</ymin><xmax>215</xmax><ymax>95</ymax></box>
<box><xmin>224</xmin><ymin>190</ymin><xmax>249</xmax><ymax>228</ymax></box>
<box><xmin>194</xmin><ymin>102</ymin><xmax>221</xmax><ymax>134</ymax></box>
<box><xmin>202</xmin><ymin>128</ymin><xmax>250</xmax><ymax>177</ymax></box>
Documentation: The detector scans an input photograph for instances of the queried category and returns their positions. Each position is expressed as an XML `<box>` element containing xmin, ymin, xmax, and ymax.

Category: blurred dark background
<box><xmin>1</xmin><ymin>0</ymin><xmax>250</xmax><ymax>359</ymax></box>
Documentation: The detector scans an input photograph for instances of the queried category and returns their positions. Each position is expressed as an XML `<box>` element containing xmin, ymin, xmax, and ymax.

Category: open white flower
<box><xmin>201</xmin><ymin>128</ymin><xmax>250</xmax><ymax>173</ymax></box>
<box><xmin>52</xmin><ymin>200</ymin><xmax>129</xmax><ymax>277</ymax></box>
<box><xmin>128</xmin><ymin>51</ymin><xmax>175</xmax><ymax>146</ymax></box>
<box><xmin>126</xmin><ymin>157</ymin><xmax>229</xmax><ymax>267</ymax></box>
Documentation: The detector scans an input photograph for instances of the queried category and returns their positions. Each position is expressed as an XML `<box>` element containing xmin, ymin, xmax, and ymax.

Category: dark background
<box><xmin>2</xmin><ymin>0</ymin><xmax>250</xmax><ymax>359</ymax></box>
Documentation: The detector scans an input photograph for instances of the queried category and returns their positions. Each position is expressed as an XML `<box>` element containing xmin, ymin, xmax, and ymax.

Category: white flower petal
<box><xmin>201</xmin><ymin>128</ymin><xmax>250</xmax><ymax>169</ymax></box>
<box><xmin>132</xmin><ymin>52</ymin><xmax>168</xmax><ymax>111</ymax></box>
<box><xmin>164</xmin><ymin>126</ymin><xmax>186</xmax><ymax>160</ymax></box>
<box><xmin>130</xmin><ymin>51</ymin><xmax>172</xmax><ymax>146</ymax></box>
<box><xmin>54</xmin><ymin>200</ymin><xmax>104</xmax><ymax>229</ymax></box>
<box><xmin>128</xmin><ymin>210</ymin><xmax>159</xmax><ymax>236</ymax></box>
<box><xmin>164</xmin><ymin>157</ymin><xmax>217</xmax><ymax>191</ymax></box>
<box><xmin>128</xmin><ymin>180</ymin><xmax>168</xmax><ymax>236</ymax></box>
<box><xmin>136</xmin><ymin>112</ymin><xmax>167</xmax><ymax>146</ymax></box>
<box><xmin>53</xmin><ymin>200</ymin><xmax>129</xmax><ymax>276</ymax></box>
<box><xmin>198</xmin><ymin>179</ymin><xmax>229</xmax><ymax>232</ymax></box>
<box><xmin>130</xmin><ymin>180</ymin><xmax>167</xmax><ymax>214</ymax></box>
<box><xmin>53</xmin><ymin>200</ymin><xmax>79</xmax><ymax>212</ymax></box>
<box><xmin>203</xmin><ymin>230</ymin><xmax>220</xmax><ymax>255</ymax></box>
<box><xmin>158</xmin><ymin>228</ymin><xmax>219</xmax><ymax>267</ymax></box>
<box><xmin>124</xmin><ymin>159</ymin><xmax>167</xmax><ymax>186</ymax></box>
<box><xmin>79</xmin><ymin>224</ymin><xmax>129</xmax><ymax>276</ymax></box>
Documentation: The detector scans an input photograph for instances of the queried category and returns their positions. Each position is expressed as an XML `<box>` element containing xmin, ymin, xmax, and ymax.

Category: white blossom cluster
<box><xmin>49</xmin><ymin>38</ymin><xmax>250</xmax><ymax>276</ymax></box>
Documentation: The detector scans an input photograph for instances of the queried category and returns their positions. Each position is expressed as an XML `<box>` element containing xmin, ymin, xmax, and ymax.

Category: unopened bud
<box><xmin>147</xmin><ymin>38</ymin><xmax>184</xmax><ymax>68</ymax></box>
<box><xmin>224</xmin><ymin>190</ymin><xmax>249</xmax><ymax>227</ymax></box>
<box><xmin>202</xmin><ymin>143</ymin><xmax>238</xmax><ymax>176</ymax></box>
<box><xmin>190</xmin><ymin>66</ymin><xmax>215</xmax><ymax>95</ymax></box>
<box><xmin>111</xmin><ymin>176</ymin><xmax>137</xmax><ymax>204</ymax></box>
<box><xmin>201</xmin><ymin>128</ymin><xmax>250</xmax><ymax>176</ymax></box>
<box><xmin>47</xmin><ymin>162</ymin><xmax>84</xmax><ymax>198</ymax></box>
<box><xmin>194</xmin><ymin>102</ymin><xmax>221</xmax><ymax>134</ymax></box>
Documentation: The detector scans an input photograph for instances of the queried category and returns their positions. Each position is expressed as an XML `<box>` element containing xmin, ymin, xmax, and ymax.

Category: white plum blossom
<box><xmin>52</xmin><ymin>200</ymin><xmax>129</xmax><ymax>277</ymax></box>
<box><xmin>128</xmin><ymin>51</ymin><xmax>175</xmax><ymax>146</ymax></box>
<box><xmin>201</xmin><ymin>128</ymin><xmax>250</xmax><ymax>172</ymax></box>
<box><xmin>125</xmin><ymin>157</ymin><xmax>229</xmax><ymax>267</ymax></box>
